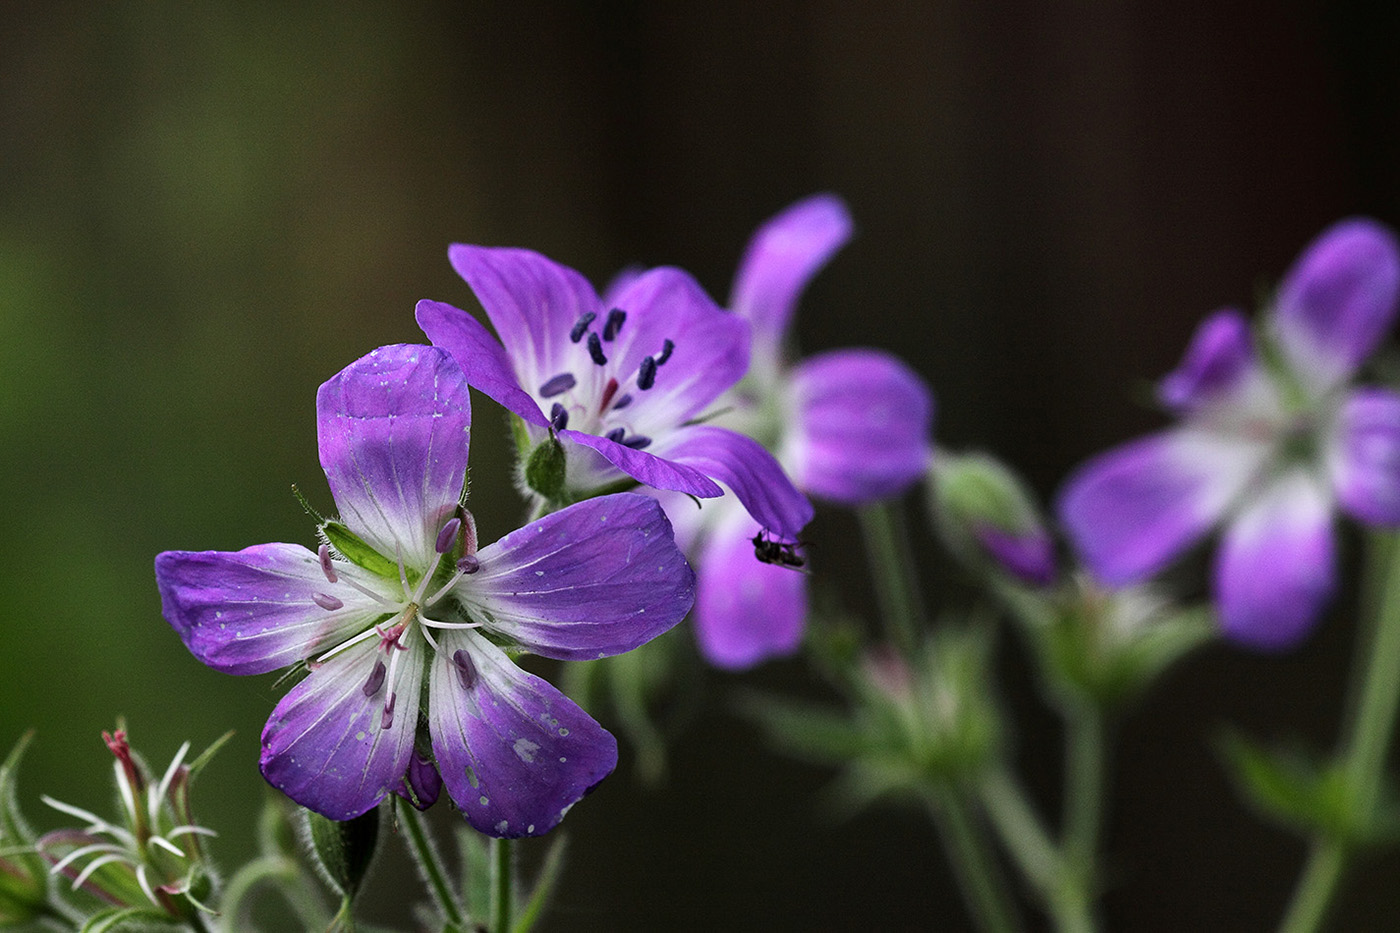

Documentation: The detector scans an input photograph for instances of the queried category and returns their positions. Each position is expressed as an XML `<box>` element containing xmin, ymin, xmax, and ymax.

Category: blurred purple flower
<box><xmin>1058</xmin><ymin>219</ymin><xmax>1400</xmax><ymax>650</ymax></box>
<box><xmin>156</xmin><ymin>345</ymin><xmax>695</xmax><ymax>837</ymax></box>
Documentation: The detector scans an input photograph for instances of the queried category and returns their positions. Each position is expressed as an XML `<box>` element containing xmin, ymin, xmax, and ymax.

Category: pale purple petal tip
<box><xmin>693</xmin><ymin>517</ymin><xmax>807</xmax><ymax>670</ymax></box>
<box><xmin>973</xmin><ymin>524</ymin><xmax>1057</xmax><ymax>587</ymax></box>
<box><xmin>1157</xmin><ymin>309</ymin><xmax>1255</xmax><ymax>413</ymax></box>
<box><xmin>1330</xmin><ymin>387</ymin><xmax>1400</xmax><ymax>525</ymax></box>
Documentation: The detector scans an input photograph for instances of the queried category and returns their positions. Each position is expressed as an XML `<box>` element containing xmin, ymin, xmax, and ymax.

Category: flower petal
<box><xmin>1214</xmin><ymin>472</ymin><xmax>1336</xmax><ymax>650</ymax></box>
<box><xmin>972</xmin><ymin>524</ymin><xmax>1057</xmax><ymax>587</ymax></box>
<box><xmin>455</xmin><ymin>494</ymin><xmax>696</xmax><ymax>660</ymax></box>
<box><xmin>259</xmin><ymin>635</ymin><xmax>424</xmax><ymax>820</ymax></box>
<box><xmin>1157</xmin><ymin>309</ymin><xmax>1259</xmax><ymax>413</ymax></box>
<box><xmin>1057</xmin><ymin>429</ymin><xmax>1266</xmax><ymax>584</ymax></box>
<box><xmin>1271</xmin><ymin>218</ymin><xmax>1400</xmax><ymax>393</ymax></box>
<box><xmin>317</xmin><ymin>344</ymin><xmax>473</xmax><ymax>572</ymax></box>
<box><xmin>1328</xmin><ymin>387</ymin><xmax>1400</xmax><ymax>525</ymax></box>
<box><xmin>730</xmin><ymin>194</ymin><xmax>853</xmax><ymax>360</ymax></box>
<box><xmin>655</xmin><ymin>425</ymin><xmax>814</xmax><ymax>538</ymax></box>
<box><xmin>785</xmin><ymin>348</ymin><xmax>934</xmax><ymax>505</ymax></box>
<box><xmin>156</xmin><ymin>545</ymin><xmax>385</xmax><ymax>675</ymax></box>
<box><xmin>693</xmin><ymin>506</ymin><xmax>807</xmax><ymax>669</ymax></box>
<box><xmin>559</xmin><ymin>428</ymin><xmax>724</xmax><ymax>499</ymax></box>
<box><xmin>429</xmin><ymin>630</ymin><xmax>617</xmax><ymax>838</ymax></box>
<box><xmin>416</xmin><ymin>299</ymin><xmax>550</xmax><ymax>428</ymax></box>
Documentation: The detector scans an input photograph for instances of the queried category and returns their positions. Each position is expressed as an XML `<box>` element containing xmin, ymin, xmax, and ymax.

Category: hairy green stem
<box><xmin>1061</xmin><ymin>703</ymin><xmax>1105</xmax><ymax>904</ymax></box>
<box><xmin>398</xmin><ymin>805</ymin><xmax>464</xmax><ymax>929</ymax></box>
<box><xmin>858</xmin><ymin>503</ymin><xmax>926</xmax><ymax>655</ymax></box>
<box><xmin>492</xmin><ymin>836</ymin><xmax>513</xmax><ymax>933</ymax></box>
<box><xmin>928</xmin><ymin>792</ymin><xmax>1022</xmax><ymax>933</ymax></box>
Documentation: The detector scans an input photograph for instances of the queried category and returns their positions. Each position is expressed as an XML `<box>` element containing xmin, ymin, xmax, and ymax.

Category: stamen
<box><xmin>338</xmin><ymin>575</ymin><xmax>394</xmax><ymax>607</ymax></box>
<box><xmin>539</xmin><ymin>372</ymin><xmax>577</xmax><ymax>397</ymax></box>
<box><xmin>622</xmin><ymin>435</ymin><xmax>652</xmax><ymax>450</ymax></box>
<box><xmin>602</xmin><ymin>308</ymin><xmax>627</xmax><ymax>341</ymax></box>
<box><xmin>611</xmin><ymin>393</ymin><xmax>633</xmax><ymax>410</ymax></box>
<box><xmin>598</xmin><ymin>376</ymin><xmax>620</xmax><ymax>412</ymax></box>
<box><xmin>312</xmin><ymin>592</ymin><xmax>344</xmax><ymax>611</ymax></box>
<box><xmin>656</xmin><ymin>338</ymin><xmax>675</xmax><ymax>365</ymax></box>
<box><xmin>569</xmin><ymin>311</ymin><xmax>596</xmax><ymax>343</ymax></box>
<box><xmin>453</xmin><ymin>649</ymin><xmax>477</xmax><ymax>689</ymax></box>
<box><xmin>587</xmin><ymin>332</ymin><xmax>608</xmax><ymax>365</ymax></box>
<box><xmin>435</xmin><ymin>517</ymin><xmax>461</xmax><ymax>554</ymax></box>
<box><xmin>605</xmin><ymin>427</ymin><xmax>626</xmax><ymax>443</ymax></box>
<box><xmin>315</xmin><ymin>625</ymin><xmax>382</xmax><ymax>663</ymax></box>
<box><xmin>362</xmin><ymin>659</ymin><xmax>387</xmax><ymax>696</ymax></box>
<box><xmin>550</xmin><ymin>402</ymin><xmax>569</xmax><ymax>431</ymax></box>
<box><xmin>457</xmin><ymin>554</ymin><xmax>480</xmax><ymax>574</ymax></box>
<box><xmin>318</xmin><ymin>544</ymin><xmax>338</xmax><ymax>583</ymax></box>
<box><xmin>381</xmin><ymin>693</ymin><xmax>396</xmax><ymax>730</ymax></box>
<box><xmin>637</xmin><ymin>356</ymin><xmax>657</xmax><ymax>390</ymax></box>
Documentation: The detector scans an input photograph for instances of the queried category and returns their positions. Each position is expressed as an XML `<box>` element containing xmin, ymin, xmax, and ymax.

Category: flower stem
<box><xmin>491</xmin><ymin>836</ymin><xmax>513</xmax><ymax>933</ymax></box>
<box><xmin>927</xmin><ymin>791</ymin><xmax>1023</xmax><ymax>933</ymax></box>
<box><xmin>1061</xmin><ymin>702</ymin><xmax>1105</xmax><ymax>909</ymax></box>
<box><xmin>859</xmin><ymin>503</ymin><xmax>926</xmax><ymax>656</ymax></box>
<box><xmin>398</xmin><ymin>805</ymin><xmax>465</xmax><ymax>929</ymax></box>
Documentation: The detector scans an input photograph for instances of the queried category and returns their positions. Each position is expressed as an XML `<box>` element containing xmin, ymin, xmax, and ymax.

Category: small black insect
<box><xmin>752</xmin><ymin>530</ymin><xmax>806</xmax><ymax>570</ymax></box>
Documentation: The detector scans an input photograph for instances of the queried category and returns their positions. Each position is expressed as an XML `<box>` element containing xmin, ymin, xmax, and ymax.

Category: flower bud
<box><xmin>304</xmin><ymin>806</ymin><xmax>380</xmax><ymax>902</ymax></box>
<box><xmin>928</xmin><ymin>451</ymin><xmax>1056</xmax><ymax>585</ymax></box>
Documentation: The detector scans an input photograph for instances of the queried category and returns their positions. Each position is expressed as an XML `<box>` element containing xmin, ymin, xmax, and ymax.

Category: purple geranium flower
<box><xmin>1058</xmin><ymin>219</ymin><xmax>1400</xmax><ymax>650</ymax></box>
<box><xmin>664</xmin><ymin>195</ymin><xmax>935</xmax><ymax>668</ymax></box>
<box><xmin>414</xmin><ymin>247</ymin><xmax>812</xmax><ymax>541</ymax></box>
<box><xmin>155</xmin><ymin>345</ymin><xmax>695</xmax><ymax>837</ymax></box>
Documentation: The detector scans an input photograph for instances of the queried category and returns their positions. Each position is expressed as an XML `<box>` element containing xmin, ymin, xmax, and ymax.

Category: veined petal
<box><xmin>1057</xmin><ymin>429</ymin><xmax>1267</xmax><ymax>584</ymax></box>
<box><xmin>559</xmin><ymin>428</ymin><xmax>724</xmax><ymax>499</ymax></box>
<box><xmin>429</xmin><ymin>630</ymin><xmax>617</xmax><ymax>838</ymax></box>
<box><xmin>785</xmin><ymin>349</ymin><xmax>934</xmax><ymax>505</ymax></box>
<box><xmin>693</xmin><ymin>506</ymin><xmax>806</xmax><ymax>669</ymax></box>
<box><xmin>317</xmin><ymin>344</ymin><xmax>472</xmax><ymax>572</ymax></box>
<box><xmin>156</xmin><ymin>545</ymin><xmax>385</xmax><ymax>675</ymax></box>
<box><xmin>655</xmin><ymin>425</ymin><xmax>814</xmax><ymax>538</ymax></box>
<box><xmin>730</xmin><ymin>194</ymin><xmax>853</xmax><ymax>359</ymax></box>
<box><xmin>1328</xmin><ymin>387</ymin><xmax>1400</xmax><ymax>525</ymax></box>
<box><xmin>455</xmin><ymin>494</ymin><xmax>695</xmax><ymax>660</ymax></box>
<box><xmin>447</xmin><ymin>244</ymin><xmax>603</xmax><ymax>386</ymax></box>
<box><xmin>1215</xmin><ymin>471</ymin><xmax>1336</xmax><ymax>650</ymax></box>
<box><xmin>260</xmin><ymin>635</ymin><xmax>424</xmax><ymax>820</ymax></box>
<box><xmin>1272</xmin><ymin>218</ymin><xmax>1400</xmax><ymax>394</ymax></box>
<box><xmin>1158</xmin><ymin>309</ymin><xmax>1259</xmax><ymax>414</ymax></box>
<box><xmin>416</xmin><ymin>299</ymin><xmax>550</xmax><ymax>428</ymax></box>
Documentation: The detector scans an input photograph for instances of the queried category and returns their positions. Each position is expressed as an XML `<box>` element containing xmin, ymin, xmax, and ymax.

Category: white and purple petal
<box><xmin>317</xmin><ymin>345</ymin><xmax>472</xmax><ymax>572</ymax></box>
<box><xmin>1327</xmin><ymin>387</ymin><xmax>1400</xmax><ymax>525</ymax></box>
<box><xmin>429</xmin><ymin>630</ymin><xmax>617</xmax><ymax>839</ymax></box>
<box><xmin>1214</xmin><ymin>471</ymin><xmax>1336</xmax><ymax>651</ymax></box>
<box><xmin>156</xmin><ymin>544</ymin><xmax>385</xmax><ymax>675</ymax></box>
<box><xmin>785</xmin><ymin>349</ymin><xmax>934</xmax><ymax>505</ymax></box>
<box><xmin>1057</xmin><ymin>428</ymin><xmax>1267</xmax><ymax>584</ymax></box>
<box><xmin>455</xmin><ymin>493</ymin><xmax>696</xmax><ymax>660</ymax></box>
<box><xmin>416</xmin><ymin>299</ymin><xmax>551</xmax><ymax>429</ymax></box>
<box><xmin>1271</xmin><ymin>218</ymin><xmax>1400</xmax><ymax>395</ymax></box>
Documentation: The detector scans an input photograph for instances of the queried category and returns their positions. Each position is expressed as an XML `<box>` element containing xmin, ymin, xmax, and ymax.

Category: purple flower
<box><xmin>1058</xmin><ymin>219</ymin><xmax>1400</xmax><ymax>650</ymax></box>
<box><xmin>414</xmin><ymin>247</ymin><xmax>812</xmax><ymax>541</ymax></box>
<box><xmin>665</xmin><ymin>195</ymin><xmax>935</xmax><ymax>668</ymax></box>
<box><xmin>156</xmin><ymin>345</ymin><xmax>695</xmax><ymax>837</ymax></box>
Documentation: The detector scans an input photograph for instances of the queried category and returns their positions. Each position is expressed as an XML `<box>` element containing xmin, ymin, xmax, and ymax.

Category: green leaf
<box><xmin>304</xmin><ymin>807</ymin><xmax>380</xmax><ymax>902</ymax></box>
<box><xmin>734</xmin><ymin>693</ymin><xmax>869</xmax><ymax>765</ymax></box>
<box><xmin>322</xmin><ymin>522</ymin><xmax>397</xmax><ymax>579</ymax></box>
<box><xmin>1217</xmin><ymin>732</ymin><xmax>1355</xmax><ymax>840</ymax></box>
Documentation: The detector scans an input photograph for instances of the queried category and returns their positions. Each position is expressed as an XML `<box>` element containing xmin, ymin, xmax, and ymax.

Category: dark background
<box><xmin>3</xmin><ymin>2</ymin><xmax>1399</xmax><ymax>929</ymax></box>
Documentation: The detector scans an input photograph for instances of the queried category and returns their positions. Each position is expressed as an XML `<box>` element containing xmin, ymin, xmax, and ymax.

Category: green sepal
<box><xmin>304</xmin><ymin>806</ymin><xmax>380</xmax><ymax>902</ymax></box>
<box><xmin>322</xmin><ymin>521</ymin><xmax>397</xmax><ymax>580</ymax></box>
<box><xmin>77</xmin><ymin>906</ymin><xmax>188</xmax><ymax>932</ymax></box>
<box><xmin>737</xmin><ymin>694</ymin><xmax>870</xmax><ymax>766</ymax></box>
<box><xmin>523</xmin><ymin>433</ymin><xmax>568</xmax><ymax>504</ymax></box>
<box><xmin>0</xmin><ymin>731</ymin><xmax>47</xmax><ymax>905</ymax></box>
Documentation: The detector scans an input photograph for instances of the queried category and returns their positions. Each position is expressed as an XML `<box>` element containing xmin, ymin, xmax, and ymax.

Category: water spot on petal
<box><xmin>513</xmin><ymin>738</ymin><xmax>540</xmax><ymax>763</ymax></box>
<box><xmin>479</xmin><ymin>795</ymin><xmax>489</xmax><ymax>806</ymax></box>
<box><xmin>495</xmin><ymin>820</ymin><xmax>509</xmax><ymax>834</ymax></box>
<box><xmin>558</xmin><ymin>727</ymin><xmax>569</xmax><ymax>737</ymax></box>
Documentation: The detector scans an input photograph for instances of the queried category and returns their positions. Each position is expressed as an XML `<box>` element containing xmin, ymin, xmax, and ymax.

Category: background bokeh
<box><xmin>3</xmin><ymin>2</ymin><xmax>1400</xmax><ymax>929</ymax></box>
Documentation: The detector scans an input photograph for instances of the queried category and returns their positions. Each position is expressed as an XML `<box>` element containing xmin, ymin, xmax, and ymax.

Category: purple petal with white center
<box><xmin>560</xmin><ymin>428</ymin><xmax>724</xmax><ymax>499</ymax></box>
<box><xmin>429</xmin><ymin>630</ymin><xmax>617</xmax><ymax>838</ymax></box>
<box><xmin>416</xmin><ymin>300</ymin><xmax>551</xmax><ymax>429</ymax></box>
<box><xmin>260</xmin><ymin>635</ymin><xmax>424</xmax><ymax>820</ymax></box>
<box><xmin>447</xmin><ymin>244</ymin><xmax>603</xmax><ymax>386</ymax></box>
<box><xmin>156</xmin><ymin>544</ymin><xmax>385</xmax><ymax>675</ymax></box>
<box><xmin>1214</xmin><ymin>471</ymin><xmax>1336</xmax><ymax>650</ymax></box>
<box><xmin>693</xmin><ymin>508</ymin><xmax>806</xmax><ymax>669</ymax></box>
<box><xmin>1328</xmin><ymin>387</ymin><xmax>1400</xmax><ymax>525</ymax></box>
<box><xmin>1157</xmin><ymin>309</ymin><xmax>1256</xmax><ymax>413</ymax></box>
<box><xmin>1057</xmin><ymin>428</ymin><xmax>1267</xmax><ymax>584</ymax></box>
<box><xmin>317</xmin><ymin>345</ymin><xmax>472</xmax><ymax>572</ymax></box>
<box><xmin>655</xmin><ymin>425</ymin><xmax>814</xmax><ymax>538</ymax></box>
<box><xmin>1272</xmin><ymin>218</ymin><xmax>1400</xmax><ymax>394</ymax></box>
<box><xmin>455</xmin><ymin>493</ymin><xmax>695</xmax><ymax>660</ymax></box>
<box><xmin>729</xmin><ymin>194</ymin><xmax>853</xmax><ymax>358</ymax></box>
<box><xmin>786</xmin><ymin>349</ymin><xmax>934</xmax><ymax>505</ymax></box>
<box><xmin>972</xmin><ymin>524</ymin><xmax>1057</xmax><ymax>587</ymax></box>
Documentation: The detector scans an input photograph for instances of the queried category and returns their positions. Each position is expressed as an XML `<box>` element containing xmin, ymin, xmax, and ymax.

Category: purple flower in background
<box><xmin>665</xmin><ymin>195</ymin><xmax>935</xmax><ymax>668</ymax></box>
<box><xmin>415</xmin><ymin>248</ymin><xmax>812</xmax><ymax>541</ymax></box>
<box><xmin>156</xmin><ymin>345</ymin><xmax>695</xmax><ymax>837</ymax></box>
<box><xmin>1058</xmin><ymin>219</ymin><xmax>1400</xmax><ymax>650</ymax></box>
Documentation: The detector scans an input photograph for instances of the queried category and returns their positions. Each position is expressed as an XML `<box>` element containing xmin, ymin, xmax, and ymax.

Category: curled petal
<box><xmin>561</xmin><ymin>429</ymin><xmax>724</xmax><ymax>499</ymax></box>
<box><xmin>317</xmin><ymin>345</ymin><xmax>472</xmax><ymax>572</ymax></box>
<box><xmin>1329</xmin><ymin>387</ymin><xmax>1400</xmax><ymax>525</ymax></box>
<box><xmin>1272</xmin><ymin>218</ymin><xmax>1400</xmax><ymax>394</ymax></box>
<box><xmin>156</xmin><ymin>545</ymin><xmax>383</xmax><ymax>675</ymax></box>
<box><xmin>656</xmin><ymin>425</ymin><xmax>814</xmax><ymax>539</ymax></box>
<box><xmin>1215</xmin><ymin>472</ymin><xmax>1336</xmax><ymax>650</ymax></box>
<box><xmin>1157</xmin><ymin>309</ymin><xmax>1259</xmax><ymax>413</ymax></box>
<box><xmin>786</xmin><ymin>349</ymin><xmax>934</xmax><ymax>505</ymax></box>
<box><xmin>457</xmin><ymin>494</ymin><xmax>696</xmax><ymax>660</ymax></box>
<box><xmin>1057</xmin><ymin>429</ymin><xmax>1267</xmax><ymax>584</ymax></box>
<box><xmin>417</xmin><ymin>299</ymin><xmax>550</xmax><ymax>429</ymax></box>
<box><xmin>429</xmin><ymin>631</ymin><xmax>617</xmax><ymax>838</ymax></box>
<box><xmin>973</xmin><ymin>524</ymin><xmax>1057</xmax><ymax>587</ymax></box>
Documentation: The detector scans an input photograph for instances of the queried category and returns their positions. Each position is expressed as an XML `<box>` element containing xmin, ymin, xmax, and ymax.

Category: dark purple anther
<box><xmin>656</xmin><ymin>338</ymin><xmax>675</xmax><ymax>366</ymax></box>
<box><xmin>637</xmin><ymin>356</ymin><xmax>657</xmax><ymax>390</ymax></box>
<box><xmin>587</xmin><ymin>332</ymin><xmax>608</xmax><ymax>365</ymax></box>
<box><xmin>435</xmin><ymin>517</ymin><xmax>461</xmax><ymax>554</ymax></box>
<box><xmin>602</xmin><ymin>308</ymin><xmax>627</xmax><ymax>341</ymax></box>
<box><xmin>605</xmin><ymin>427</ymin><xmax>626</xmax><ymax>443</ymax></box>
<box><xmin>312</xmin><ymin>592</ymin><xmax>344</xmax><ymax>611</ymax></box>
<box><xmin>362</xmin><ymin>659</ymin><xmax>387</xmax><ymax>697</ymax></box>
<box><xmin>569</xmin><ymin>311</ymin><xmax>596</xmax><ymax>343</ymax></box>
<box><xmin>550</xmin><ymin>402</ymin><xmax>569</xmax><ymax>431</ymax></box>
<box><xmin>539</xmin><ymin>372</ymin><xmax>577</xmax><ymax>397</ymax></box>
<box><xmin>457</xmin><ymin>554</ymin><xmax>480</xmax><ymax>574</ymax></box>
<box><xmin>381</xmin><ymin>692</ymin><xmax>397</xmax><ymax>729</ymax></box>
<box><xmin>318</xmin><ymin>543</ymin><xmax>338</xmax><ymax>583</ymax></box>
<box><xmin>611</xmin><ymin>393</ymin><xmax>633</xmax><ymax>410</ymax></box>
<box><xmin>622</xmin><ymin>435</ymin><xmax>652</xmax><ymax>450</ymax></box>
<box><xmin>453</xmin><ymin>649</ymin><xmax>477</xmax><ymax>690</ymax></box>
